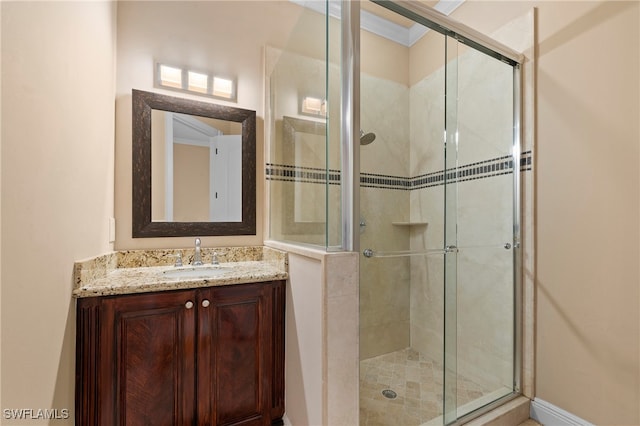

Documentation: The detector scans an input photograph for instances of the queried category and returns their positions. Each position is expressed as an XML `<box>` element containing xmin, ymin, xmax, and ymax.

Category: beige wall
<box><xmin>361</xmin><ymin>28</ymin><xmax>409</xmax><ymax>85</ymax></box>
<box><xmin>453</xmin><ymin>1</ymin><xmax>640</xmax><ymax>424</ymax></box>
<box><xmin>115</xmin><ymin>1</ymin><xmax>306</xmax><ymax>250</ymax></box>
<box><xmin>173</xmin><ymin>144</ymin><xmax>210</xmax><ymax>221</ymax></box>
<box><xmin>1</xmin><ymin>1</ymin><xmax>116</xmax><ymax>423</ymax></box>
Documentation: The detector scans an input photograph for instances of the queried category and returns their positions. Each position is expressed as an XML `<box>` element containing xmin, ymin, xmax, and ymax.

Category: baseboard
<box><xmin>530</xmin><ymin>398</ymin><xmax>594</xmax><ymax>426</ymax></box>
<box><xmin>282</xmin><ymin>414</ymin><xmax>292</xmax><ymax>426</ymax></box>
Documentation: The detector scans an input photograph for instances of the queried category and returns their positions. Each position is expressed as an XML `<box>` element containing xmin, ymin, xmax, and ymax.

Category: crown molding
<box><xmin>290</xmin><ymin>0</ymin><xmax>466</xmax><ymax>47</ymax></box>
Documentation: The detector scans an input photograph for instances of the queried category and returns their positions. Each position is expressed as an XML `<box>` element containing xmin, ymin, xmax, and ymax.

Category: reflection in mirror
<box><xmin>132</xmin><ymin>89</ymin><xmax>256</xmax><ymax>238</ymax></box>
<box><xmin>151</xmin><ymin>111</ymin><xmax>242</xmax><ymax>223</ymax></box>
<box><xmin>282</xmin><ymin>116</ymin><xmax>326</xmax><ymax>238</ymax></box>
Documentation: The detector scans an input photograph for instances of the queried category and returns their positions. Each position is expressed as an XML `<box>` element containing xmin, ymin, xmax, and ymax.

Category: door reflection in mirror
<box><xmin>151</xmin><ymin>111</ymin><xmax>242</xmax><ymax>223</ymax></box>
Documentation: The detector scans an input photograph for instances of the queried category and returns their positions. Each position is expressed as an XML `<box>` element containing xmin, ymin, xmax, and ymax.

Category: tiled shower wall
<box><xmin>361</xmin><ymin>43</ymin><xmax>531</xmax><ymax>397</ymax></box>
<box><xmin>359</xmin><ymin>74</ymin><xmax>411</xmax><ymax>359</ymax></box>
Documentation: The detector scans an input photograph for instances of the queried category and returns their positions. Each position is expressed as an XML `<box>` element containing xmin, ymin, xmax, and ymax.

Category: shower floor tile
<box><xmin>359</xmin><ymin>348</ymin><xmax>493</xmax><ymax>426</ymax></box>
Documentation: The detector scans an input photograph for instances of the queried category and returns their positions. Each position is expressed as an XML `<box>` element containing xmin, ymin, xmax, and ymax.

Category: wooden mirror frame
<box><xmin>132</xmin><ymin>89</ymin><xmax>256</xmax><ymax>237</ymax></box>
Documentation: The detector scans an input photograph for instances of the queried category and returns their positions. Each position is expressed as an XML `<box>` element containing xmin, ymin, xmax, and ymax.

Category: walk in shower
<box><xmin>358</xmin><ymin>2</ymin><xmax>522</xmax><ymax>424</ymax></box>
<box><xmin>266</xmin><ymin>1</ymin><xmax>524</xmax><ymax>424</ymax></box>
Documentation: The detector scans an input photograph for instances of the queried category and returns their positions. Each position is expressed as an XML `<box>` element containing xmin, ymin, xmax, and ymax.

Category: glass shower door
<box><xmin>443</xmin><ymin>36</ymin><xmax>519</xmax><ymax>423</ymax></box>
<box><xmin>442</xmin><ymin>33</ymin><xmax>459</xmax><ymax>426</ymax></box>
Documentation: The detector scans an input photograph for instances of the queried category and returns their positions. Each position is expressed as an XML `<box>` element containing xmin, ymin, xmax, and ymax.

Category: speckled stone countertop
<box><xmin>73</xmin><ymin>246</ymin><xmax>288</xmax><ymax>298</ymax></box>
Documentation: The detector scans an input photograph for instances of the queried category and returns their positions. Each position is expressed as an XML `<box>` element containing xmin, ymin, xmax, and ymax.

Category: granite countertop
<box><xmin>73</xmin><ymin>246</ymin><xmax>288</xmax><ymax>298</ymax></box>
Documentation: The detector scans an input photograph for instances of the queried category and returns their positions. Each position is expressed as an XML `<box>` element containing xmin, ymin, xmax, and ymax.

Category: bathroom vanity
<box><xmin>73</xmin><ymin>247</ymin><xmax>287</xmax><ymax>425</ymax></box>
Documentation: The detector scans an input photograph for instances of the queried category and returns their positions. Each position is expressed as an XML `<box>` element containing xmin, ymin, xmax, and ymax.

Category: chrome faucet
<box><xmin>193</xmin><ymin>238</ymin><xmax>203</xmax><ymax>266</ymax></box>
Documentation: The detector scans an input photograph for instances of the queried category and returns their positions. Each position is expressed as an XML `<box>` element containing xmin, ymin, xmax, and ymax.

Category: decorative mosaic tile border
<box><xmin>266</xmin><ymin>163</ymin><xmax>341</xmax><ymax>185</ymax></box>
<box><xmin>266</xmin><ymin>151</ymin><xmax>532</xmax><ymax>191</ymax></box>
<box><xmin>361</xmin><ymin>172</ymin><xmax>410</xmax><ymax>190</ymax></box>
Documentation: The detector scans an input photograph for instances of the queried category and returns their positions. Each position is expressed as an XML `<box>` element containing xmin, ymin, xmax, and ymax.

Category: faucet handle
<box><xmin>211</xmin><ymin>252</ymin><xmax>219</xmax><ymax>265</ymax></box>
<box><xmin>174</xmin><ymin>252</ymin><xmax>183</xmax><ymax>267</ymax></box>
<box><xmin>193</xmin><ymin>237</ymin><xmax>203</xmax><ymax>266</ymax></box>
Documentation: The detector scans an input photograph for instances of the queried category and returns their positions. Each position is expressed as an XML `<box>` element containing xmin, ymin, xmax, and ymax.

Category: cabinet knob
<box><xmin>202</xmin><ymin>299</ymin><xmax>210</xmax><ymax>308</ymax></box>
<box><xmin>185</xmin><ymin>301</ymin><xmax>194</xmax><ymax>309</ymax></box>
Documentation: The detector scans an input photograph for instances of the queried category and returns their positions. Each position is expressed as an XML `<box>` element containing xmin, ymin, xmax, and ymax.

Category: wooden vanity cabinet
<box><xmin>76</xmin><ymin>280</ymin><xmax>285</xmax><ymax>426</ymax></box>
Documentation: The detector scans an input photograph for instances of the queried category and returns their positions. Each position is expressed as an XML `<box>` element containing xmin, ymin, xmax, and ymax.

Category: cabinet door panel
<box><xmin>200</xmin><ymin>284</ymin><xmax>271</xmax><ymax>426</ymax></box>
<box><xmin>217</xmin><ymin>299</ymin><xmax>261</xmax><ymax>421</ymax></box>
<box><xmin>104</xmin><ymin>290</ymin><xmax>197</xmax><ymax>426</ymax></box>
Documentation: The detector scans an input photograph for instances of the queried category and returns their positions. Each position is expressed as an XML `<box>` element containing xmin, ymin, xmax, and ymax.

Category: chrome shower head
<box><xmin>360</xmin><ymin>129</ymin><xmax>376</xmax><ymax>145</ymax></box>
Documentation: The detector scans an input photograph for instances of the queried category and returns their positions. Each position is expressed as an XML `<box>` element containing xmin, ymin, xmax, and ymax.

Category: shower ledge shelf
<box><xmin>391</xmin><ymin>221</ymin><xmax>428</xmax><ymax>226</ymax></box>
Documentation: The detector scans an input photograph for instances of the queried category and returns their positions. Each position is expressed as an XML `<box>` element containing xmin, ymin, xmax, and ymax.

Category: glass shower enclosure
<box><xmin>358</xmin><ymin>2</ymin><xmax>522</xmax><ymax>424</ymax></box>
<box><xmin>266</xmin><ymin>1</ymin><xmax>523</xmax><ymax>424</ymax></box>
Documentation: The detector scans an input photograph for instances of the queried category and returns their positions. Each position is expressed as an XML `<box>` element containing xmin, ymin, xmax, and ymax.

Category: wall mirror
<box><xmin>132</xmin><ymin>89</ymin><xmax>256</xmax><ymax>237</ymax></box>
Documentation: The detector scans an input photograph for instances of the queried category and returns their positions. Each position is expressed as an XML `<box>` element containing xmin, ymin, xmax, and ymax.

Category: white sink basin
<box><xmin>163</xmin><ymin>266</ymin><xmax>230</xmax><ymax>279</ymax></box>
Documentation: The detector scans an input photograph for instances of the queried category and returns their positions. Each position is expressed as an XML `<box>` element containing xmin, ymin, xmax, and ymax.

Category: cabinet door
<box><xmin>198</xmin><ymin>283</ymin><xmax>272</xmax><ymax>426</ymax></box>
<box><xmin>101</xmin><ymin>290</ymin><xmax>197</xmax><ymax>426</ymax></box>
